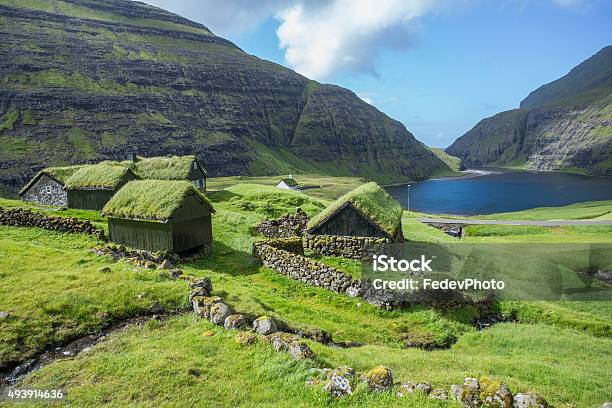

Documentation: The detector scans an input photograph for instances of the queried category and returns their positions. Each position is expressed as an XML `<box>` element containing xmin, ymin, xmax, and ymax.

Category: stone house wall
<box><xmin>22</xmin><ymin>174</ymin><xmax>67</xmax><ymax>207</ymax></box>
<box><xmin>303</xmin><ymin>234</ymin><xmax>389</xmax><ymax>260</ymax></box>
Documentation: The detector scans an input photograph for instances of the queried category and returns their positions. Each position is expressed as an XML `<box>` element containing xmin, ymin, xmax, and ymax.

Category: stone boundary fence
<box><xmin>253</xmin><ymin>237</ymin><xmax>361</xmax><ymax>295</ymax></box>
<box><xmin>303</xmin><ymin>234</ymin><xmax>388</xmax><ymax>260</ymax></box>
<box><xmin>0</xmin><ymin>207</ymin><xmax>104</xmax><ymax>238</ymax></box>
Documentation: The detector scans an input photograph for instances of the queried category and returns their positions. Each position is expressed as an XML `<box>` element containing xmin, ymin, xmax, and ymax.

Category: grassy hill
<box><xmin>0</xmin><ymin>0</ymin><xmax>449</xmax><ymax>192</ymax></box>
<box><xmin>447</xmin><ymin>46</ymin><xmax>612</xmax><ymax>176</ymax></box>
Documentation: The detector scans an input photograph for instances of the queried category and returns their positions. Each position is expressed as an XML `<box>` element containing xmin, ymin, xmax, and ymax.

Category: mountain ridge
<box><xmin>0</xmin><ymin>0</ymin><xmax>448</xmax><ymax>191</ymax></box>
<box><xmin>447</xmin><ymin>46</ymin><xmax>612</xmax><ymax>175</ymax></box>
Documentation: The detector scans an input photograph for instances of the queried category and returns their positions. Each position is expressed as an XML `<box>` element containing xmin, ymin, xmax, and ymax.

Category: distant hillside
<box><xmin>0</xmin><ymin>0</ymin><xmax>449</xmax><ymax>191</ymax></box>
<box><xmin>430</xmin><ymin>148</ymin><xmax>461</xmax><ymax>171</ymax></box>
<box><xmin>447</xmin><ymin>46</ymin><xmax>612</xmax><ymax>175</ymax></box>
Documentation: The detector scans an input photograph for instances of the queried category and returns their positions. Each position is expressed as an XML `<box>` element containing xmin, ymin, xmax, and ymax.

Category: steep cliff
<box><xmin>0</xmin><ymin>0</ymin><xmax>448</xmax><ymax>190</ymax></box>
<box><xmin>447</xmin><ymin>46</ymin><xmax>612</xmax><ymax>175</ymax></box>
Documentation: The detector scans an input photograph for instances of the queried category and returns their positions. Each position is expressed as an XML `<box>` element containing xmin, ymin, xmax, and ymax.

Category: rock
<box><xmin>364</xmin><ymin>366</ymin><xmax>393</xmax><ymax>391</ymax></box>
<box><xmin>397</xmin><ymin>382</ymin><xmax>432</xmax><ymax>397</ymax></box>
<box><xmin>600</xmin><ymin>403</ymin><xmax>612</xmax><ymax>408</ymax></box>
<box><xmin>429</xmin><ymin>388</ymin><xmax>448</xmax><ymax>400</ymax></box>
<box><xmin>265</xmin><ymin>333</ymin><xmax>298</xmax><ymax>352</ymax></box>
<box><xmin>253</xmin><ymin>316</ymin><xmax>277</xmax><ymax>335</ymax></box>
<box><xmin>224</xmin><ymin>314</ymin><xmax>250</xmax><ymax>330</ymax></box>
<box><xmin>148</xmin><ymin>301</ymin><xmax>165</xmax><ymax>314</ymax></box>
<box><xmin>0</xmin><ymin>311</ymin><xmax>9</xmax><ymax>319</ymax></box>
<box><xmin>98</xmin><ymin>266</ymin><xmax>111</xmax><ymax>273</ymax></box>
<box><xmin>451</xmin><ymin>377</ymin><xmax>482</xmax><ymax>407</ymax></box>
<box><xmin>513</xmin><ymin>392</ymin><xmax>548</xmax><ymax>408</ymax></box>
<box><xmin>324</xmin><ymin>375</ymin><xmax>353</xmax><ymax>397</ymax></box>
<box><xmin>235</xmin><ymin>331</ymin><xmax>258</xmax><ymax>346</ymax></box>
<box><xmin>192</xmin><ymin>296</ymin><xmax>222</xmax><ymax>318</ymax></box>
<box><xmin>209</xmin><ymin>302</ymin><xmax>232</xmax><ymax>325</ymax></box>
<box><xmin>332</xmin><ymin>366</ymin><xmax>355</xmax><ymax>378</ymax></box>
<box><xmin>169</xmin><ymin>269</ymin><xmax>183</xmax><ymax>280</ymax></box>
<box><xmin>480</xmin><ymin>376</ymin><xmax>513</xmax><ymax>408</ymax></box>
<box><xmin>346</xmin><ymin>286</ymin><xmax>361</xmax><ymax>297</ymax></box>
<box><xmin>189</xmin><ymin>277</ymin><xmax>212</xmax><ymax>295</ymax></box>
<box><xmin>158</xmin><ymin>259</ymin><xmax>173</xmax><ymax>270</ymax></box>
<box><xmin>144</xmin><ymin>261</ymin><xmax>157</xmax><ymax>269</ymax></box>
<box><xmin>288</xmin><ymin>342</ymin><xmax>315</xmax><ymax>360</ymax></box>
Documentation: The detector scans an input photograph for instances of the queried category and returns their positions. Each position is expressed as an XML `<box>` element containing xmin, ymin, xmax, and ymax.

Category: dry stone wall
<box><xmin>253</xmin><ymin>240</ymin><xmax>360</xmax><ymax>294</ymax></box>
<box><xmin>0</xmin><ymin>207</ymin><xmax>103</xmax><ymax>237</ymax></box>
<box><xmin>304</xmin><ymin>234</ymin><xmax>388</xmax><ymax>260</ymax></box>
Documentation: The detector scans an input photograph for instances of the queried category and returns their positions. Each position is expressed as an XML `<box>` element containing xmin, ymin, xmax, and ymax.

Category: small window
<box><xmin>44</xmin><ymin>186</ymin><xmax>53</xmax><ymax>194</ymax></box>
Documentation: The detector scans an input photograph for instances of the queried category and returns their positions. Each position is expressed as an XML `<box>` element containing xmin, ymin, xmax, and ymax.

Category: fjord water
<box><xmin>385</xmin><ymin>170</ymin><xmax>612</xmax><ymax>215</ymax></box>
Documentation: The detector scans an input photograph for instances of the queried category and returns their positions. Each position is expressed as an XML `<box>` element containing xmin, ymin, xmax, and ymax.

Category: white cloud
<box><xmin>275</xmin><ymin>0</ymin><xmax>437</xmax><ymax>79</ymax></box>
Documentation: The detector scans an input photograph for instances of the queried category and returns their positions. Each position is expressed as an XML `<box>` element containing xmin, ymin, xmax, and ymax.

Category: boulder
<box><xmin>364</xmin><ymin>366</ymin><xmax>393</xmax><ymax>391</ymax></box>
<box><xmin>265</xmin><ymin>333</ymin><xmax>298</xmax><ymax>352</ymax></box>
<box><xmin>451</xmin><ymin>377</ymin><xmax>482</xmax><ymax>407</ymax></box>
<box><xmin>397</xmin><ymin>382</ymin><xmax>432</xmax><ymax>397</ymax></box>
<box><xmin>600</xmin><ymin>403</ymin><xmax>612</xmax><ymax>408</ymax></box>
<box><xmin>224</xmin><ymin>314</ymin><xmax>250</xmax><ymax>330</ymax></box>
<box><xmin>209</xmin><ymin>303</ymin><xmax>232</xmax><ymax>325</ymax></box>
<box><xmin>169</xmin><ymin>269</ymin><xmax>183</xmax><ymax>280</ymax></box>
<box><xmin>480</xmin><ymin>376</ymin><xmax>513</xmax><ymax>408</ymax></box>
<box><xmin>235</xmin><ymin>332</ymin><xmax>258</xmax><ymax>346</ymax></box>
<box><xmin>253</xmin><ymin>316</ymin><xmax>278</xmax><ymax>335</ymax></box>
<box><xmin>513</xmin><ymin>392</ymin><xmax>548</xmax><ymax>408</ymax></box>
<box><xmin>324</xmin><ymin>375</ymin><xmax>353</xmax><ymax>397</ymax></box>
<box><xmin>0</xmin><ymin>311</ymin><xmax>9</xmax><ymax>319</ymax></box>
<box><xmin>429</xmin><ymin>388</ymin><xmax>448</xmax><ymax>400</ymax></box>
<box><xmin>288</xmin><ymin>342</ymin><xmax>316</xmax><ymax>360</ymax></box>
<box><xmin>98</xmin><ymin>266</ymin><xmax>111</xmax><ymax>273</ymax></box>
<box><xmin>189</xmin><ymin>277</ymin><xmax>212</xmax><ymax>295</ymax></box>
<box><xmin>157</xmin><ymin>259</ymin><xmax>173</xmax><ymax>270</ymax></box>
<box><xmin>192</xmin><ymin>296</ymin><xmax>222</xmax><ymax>318</ymax></box>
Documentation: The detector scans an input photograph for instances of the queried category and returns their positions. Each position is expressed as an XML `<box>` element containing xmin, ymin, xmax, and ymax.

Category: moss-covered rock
<box><xmin>235</xmin><ymin>332</ymin><xmax>258</xmax><ymax>346</ymax></box>
<box><xmin>209</xmin><ymin>302</ymin><xmax>232</xmax><ymax>325</ymax></box>
<box><xmin>253</xmin><ymin>315</ymin><xmax>277</xmax><ymax>335</ymax></box>
<box><xmin>364</xmin><ymin>366</ymin><xmax>393</xmax><ymax>391</ymax></box>
<box><xmin>479</xmin><ymin>376</ymin><xmax>512</xmax><ymax>407</ymax></box>
<box><xmin>223</xmin><ymin>314</ymin><xmax>250</xmax><ymax>330</ymax></box>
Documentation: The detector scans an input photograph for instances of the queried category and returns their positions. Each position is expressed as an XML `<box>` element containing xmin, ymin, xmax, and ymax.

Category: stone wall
<box><xmin>21</xmin><ymin>174</ymin><xmax>67</xmax><ymax>207</ymax></box>
<box><xmin>253</xmin><ymin>241</ymin><xmax>360</xmax><ymax>294</ymax></box>
<box><xmin>253</xmin><ymin>236</ymin><xmax>304</xmax><ymax>255</ymax></box>
<box><xmin>256</xmin><ymin>209</ymin><xmax>308</xmax><ymax>238</ymax></box>
<box><xmin>304</xmin><ymin>234</ymin><xmax>389</xmax><ymax>260</ymax></box>
<box><xmin>0</xmin><ymin>207</ymin><xmax>104</xmax><ymax>237</ymax></box>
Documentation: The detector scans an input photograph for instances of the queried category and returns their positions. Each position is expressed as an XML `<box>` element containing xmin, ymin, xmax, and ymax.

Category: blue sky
<box><xmin>144</xmin><ymin>0</ymin><xmax>611</xmax><ymax>148</ymax></box>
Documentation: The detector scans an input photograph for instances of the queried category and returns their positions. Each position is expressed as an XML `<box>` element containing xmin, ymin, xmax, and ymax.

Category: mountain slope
<box><xmin>447</xmin><ymin>46</ymin><xmax>612</xmax><ymax>175</ymax></box>
<box><xmin>0</xmin><ymin>0</ymin><xmax>448</xmax><ymax>190</ymax></box>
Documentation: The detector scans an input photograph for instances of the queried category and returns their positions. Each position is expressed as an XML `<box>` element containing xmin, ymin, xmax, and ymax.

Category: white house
<box><xmin>276</xmin><ymin>174</ymin><xmax>300</xmax><ymax>191</ymax></box>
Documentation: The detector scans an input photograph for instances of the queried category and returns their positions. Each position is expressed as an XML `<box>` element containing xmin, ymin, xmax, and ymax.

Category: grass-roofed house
<box><xmin>19</xmin><ymin>166</ymin><xmax>83</xmax><ymax>207</ymax></box>
<box><xmin>102</xmin><ymin>180</ymin><xmax>214</xmax><ymax>253</ymax></box>
<box><xmin>276</xmin><ymin>174</ymin><xmax>300</xmax><ymax>191</ymax></box>
<box><xmin>65</xmin><ymin>163</ymin><xmax>138</xmax><ymax>210</ymax></box>
<box><xmin>134</xmin><ymin>155</ymin><xmax>207</xmax><ymax>192</ymax></box>
<box><xmin>306</xmin><ymin>182</ymin><xmax>404</xmax><ymax>242</ymax></box>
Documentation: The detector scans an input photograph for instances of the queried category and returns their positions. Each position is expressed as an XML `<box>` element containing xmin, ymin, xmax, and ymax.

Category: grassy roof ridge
<box><xmin>307</xmin><ymin>182</ymin><xmax>403</xmax><ymax>236</ymax></box>
<box><xmin>102</xmin><ymin>180</ymin><xmax>214</xmax><ymax>221</ymax></box>
<box><xmin>19</xmin><ymin>165</ymin><xmax>86</xmax><ymax>195</ymax></box>
<box><xmin>279</xmin><ymin>177</ymin><xmax>298</xmax><ymax>186</ymax></box>
<box><xmin>135</xmin><ymin>155</ymin><xmax>204</xmax><ymax>180</ymax></box>
<box><xmin>65</xmin><ymin>163</ymin><xmax>135</xmax><ymax>190</ymax></box>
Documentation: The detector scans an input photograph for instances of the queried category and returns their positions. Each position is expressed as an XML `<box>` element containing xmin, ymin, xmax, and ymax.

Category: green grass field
<box><xmin>1</xmin><ymin>181</ymin><xmax>611</xmax><ymax>407</ymax></box>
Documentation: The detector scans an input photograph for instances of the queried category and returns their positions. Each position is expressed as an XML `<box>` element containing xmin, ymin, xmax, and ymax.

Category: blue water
<box><xmin>385</xmin><ymin>169</ymin><xmax>612</xmax><ymax>215</ymax></box>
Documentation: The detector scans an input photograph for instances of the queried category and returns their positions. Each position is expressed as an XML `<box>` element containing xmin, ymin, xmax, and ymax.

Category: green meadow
<box><xmin>0</xmin><ymin>178</ymin><xmax>611</xmax><ymax>407</ymax></box>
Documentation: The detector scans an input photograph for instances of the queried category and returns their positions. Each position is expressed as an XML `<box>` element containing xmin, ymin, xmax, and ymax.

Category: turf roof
<box><xmin>307</xmin><ymin>182</ymin><xmax>403</xmax><ymax>236</ymax></box>
<box><xmin>65</xmin><ymin>164</ymin><xmax>136</xmax><ymax>190</ymax></box>
<box><xmin>102</xmin><ymin>180</ymin><xmax>214</xmax><ymax>222</ymax></box>
<box><xmin>278</xmin><ymin>177</ymin><xmax>298</xmax><ymax>187</ymax></box>
<box><xmin>135</xmin><ymin>155</ymin><xmax>205</xmax><ymax>180</ymax></box>
<box><xmin>19</xmin><ymin>165</ymin><xmax>85</xmax><ymax>195</ymax></box>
